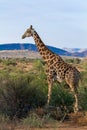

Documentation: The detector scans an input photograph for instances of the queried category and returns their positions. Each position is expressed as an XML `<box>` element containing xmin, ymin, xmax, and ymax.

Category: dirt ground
<box><xmin>2</xmin><ymin>121</ymin><xmax>87</xmax><ymax>130</ymax></box>
<box><xmin>16</xmin><ymin>123</ymin><xmax>87</xmax><ymax>130</ymax></box>
<box><xmin>16</xmin><ymin>112</ymin><xmax>87</xmax><ymax>130</ymax></box>
<box><xmin>1</xmin><ymin>112</ymin><xmax>87</xmax><ymax>130</ymax></box>
<box><xmin>33</xmin><ymin>127</ymin><xmax>87</xmax><ymax>130</ymax></box>
<box><xmin>31</xmin><ymin>127</ymin><xmax>87</xmax><ymax>130</ymax></box>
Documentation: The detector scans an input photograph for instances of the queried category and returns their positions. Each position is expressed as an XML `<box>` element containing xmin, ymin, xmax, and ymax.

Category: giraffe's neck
<box><xmin>32</xmin><ymin>30</ymin><xmax>54</xmax><ymax>61</ymax></box>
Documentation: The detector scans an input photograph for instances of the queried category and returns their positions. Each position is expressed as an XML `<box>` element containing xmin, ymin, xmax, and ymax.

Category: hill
<box><xmin>0</xmin><ymin>43</ymin><xmax>71</xmax><ymax>56</ymax></box>
<box><xmin>0</xmin><ymin>43</ymin><xmax>87</xmax><ymax>57</ymax></box>
<box><xmin>63</xmin><ymin>47</ymin><xmax>87</xmax><ymax>57</ymax></box>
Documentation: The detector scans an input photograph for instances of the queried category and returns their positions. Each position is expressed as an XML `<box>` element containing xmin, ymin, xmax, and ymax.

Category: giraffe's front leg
<box><xmin>45</xmin><ymin>67</ymin><xmax>54</xmax><ymax>106</ymax></box>
<box><xmin>47</xmin><ymin>75</ymin><xmax>53</xmax><ymax>106</ymax></box>
<box><xmin>74</xmin><ymin>93</ymin><xmax>79</xmax><ymax>113</ymax></box>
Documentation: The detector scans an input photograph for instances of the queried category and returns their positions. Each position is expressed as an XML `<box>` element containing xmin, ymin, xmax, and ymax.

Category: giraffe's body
<box><xmin>22</xmin><ymin>25</ymin><xmax>80</xmax><ymax>113</ymax></box>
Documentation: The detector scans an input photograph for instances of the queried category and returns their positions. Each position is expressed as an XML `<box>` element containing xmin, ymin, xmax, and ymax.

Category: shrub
<box><xmin>79</xmin><ymin>87</ymin><xmax>87</xmax><ymax>111</ymax></box>
<box><xmin>22</xmin><ymin>112</ymin><xmax>43</xmax><ymax>128</ymax></box>
<box><xmin>0</xmin><ymin>73</ymin><xmax>47</xmax><ymax>118</ymax></box>
<box><xmin>73</xmin><ymin>58</ymin><xmax>81</xmax><ymax>64</ymax></box>
<box><xmin>2</xmin><ymin>59</ymin><xmax>17</xmax><ymax>66</ymax></box>
<box><xmin>22</xmin><ymin>112</ymin><xmax>54</xmax><ymax>128</ymax></box>
<box><xmin>50</xmin><ymin>83</ymin><xmax>74</xmax><ymax>112</ymax></box>
<box><xmin>0</xmin><ymin>114</ymin><xmax>10</xmax><ymax>130</ymax></box>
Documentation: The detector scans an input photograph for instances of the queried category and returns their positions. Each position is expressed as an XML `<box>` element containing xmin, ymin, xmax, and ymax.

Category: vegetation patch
<box><xmin>0</xmin><ymin>58</ymin><xmax>87</xmax><ymax>129</ymax></box>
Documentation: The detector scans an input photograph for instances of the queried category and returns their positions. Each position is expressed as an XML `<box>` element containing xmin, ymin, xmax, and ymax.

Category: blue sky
<box><xmin>0</xmin><ymin>0</ymin><xmax>87</xmax><ymax>48</ymax></box>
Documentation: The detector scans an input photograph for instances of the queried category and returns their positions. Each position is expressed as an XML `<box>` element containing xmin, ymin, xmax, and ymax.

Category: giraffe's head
<box><xmin>22</xmin><ymin>25</ymin><xmax>34</xmax><ymax>39</ymax></box>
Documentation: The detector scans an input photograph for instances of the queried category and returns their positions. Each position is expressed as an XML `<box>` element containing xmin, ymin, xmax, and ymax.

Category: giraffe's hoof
<box><xmin>74</xmin><ymin>107</ymin><xmax>79</xmax><ymax>113</ymax></box>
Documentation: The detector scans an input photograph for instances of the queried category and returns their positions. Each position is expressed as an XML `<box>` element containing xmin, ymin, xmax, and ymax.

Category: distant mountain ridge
<box><xmin>63</xmin><ymin>47</ymin><xmax>87</xmax><ymax>53</ymax></box>
<box><xmin>63</xmin><ymin>47</ymin><xmax>87</xmax><ymax>57</ymax></box>
<box><xmin>0</xmin><ymin>43</ymin><xmax>71</xmax><ymax>56</ymax></box>
<box><xmin>0</xmin><ymin>43</ymin><xmax>87</xmax><ymax>57</ymax></box>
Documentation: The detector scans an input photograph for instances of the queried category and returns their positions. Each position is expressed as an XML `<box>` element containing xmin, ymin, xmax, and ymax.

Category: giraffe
<box><xmin>22</xmin><ymin>25</ymin><xmax>81</xmax><ymax>113</ymax></box>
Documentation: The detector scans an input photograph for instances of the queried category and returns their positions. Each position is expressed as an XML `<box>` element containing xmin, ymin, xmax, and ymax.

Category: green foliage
<box><xmin>2</xmin><ymin>59</ymin><xmax>17</xmax><ymax>66</ymax></box>
<box><xmin>80</xmin><ymin>59</ymin><xmax>87</xmax><ymax>70</ymax></box>
<box><xmin>65</xmin><ymin>58</ymin><xmax>81</xmax><ymax>64</ymax></box>
<box><xmin>0</xmin><ymin>59</ymin><xmax>3</xmax><ymax>63</ymax></box>
<box><xmin>74</xmin><ymin>58</ymin><xmax>81</xmax><ymax>64</ymax></box>
<box><xmin>80</xmin><ymin>71</ymin><xmax>87</xmax><ymax>88</ymax></box>
<box><xmin>33</xmin><ymin>59</ymin><xmax>44</xmax><ymax>72</ymax></box>
<box><xmin>78</xmin><ymin>87</ymin><xmax>87</xmax><ymax>111</ymax></box>
<box><xmin>18</xmin><ymin>57</ymin><xmax>34</xmax><ymax>63</ymax></box>
<box><xmin>22</xmin><ymin>112</ymin><xmax>54</xmax><ymax>128</ymax></box>
<box><xmin>50</xmin><ymin>83</ymin><xmax>74</xmax><ymax>112</ymax></box>
<box><xmin>0</xmin><ymin>114</ymin><xmax>10</xmax><ymax>130</ymax></box>
<box><xmin>22</xmin><ymin>113</ymin><xmax>43</xmax><ymax>128</ymax></box>
<box><xmin>0</xmin><ymin>58</ymin><xmax>87</xmax><ymax>120</ymax></box>
<box><xmin>0</xmin><ymin>73</ymin><xmax>47</xmax><ymax>118</ymax></box>
<box><xmin>0</xmin><ymin>114</ymin><xmax>9</xmax><ymax>123</ymax></box>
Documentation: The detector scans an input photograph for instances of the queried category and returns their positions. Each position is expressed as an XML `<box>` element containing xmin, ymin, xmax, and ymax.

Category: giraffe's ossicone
<box><xmin>22</xmin><ymin>25</ymin><xmax>81</xmax><ymax>113</ymax></box>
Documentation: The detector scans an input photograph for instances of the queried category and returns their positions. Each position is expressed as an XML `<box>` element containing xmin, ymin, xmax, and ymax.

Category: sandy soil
<box><xmin>32</xmin><ymin>127</ymin><xmax>87</xmax><ymax>130</ymax></box>
<box><xmin>16</xmin><ymin>124</ymin><xmax>87</xmax><ymax>130</ymax></box>
<box><xmin>2</xmin><ymin>121</ymin><xmax>87</xmax><ymax>130</ymax></box>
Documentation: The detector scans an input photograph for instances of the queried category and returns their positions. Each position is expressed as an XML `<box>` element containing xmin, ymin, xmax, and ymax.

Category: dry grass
<box><xmin>77</xmin><ymin>112</ymin><xmax>87</xmax><ymax>126</ymax></box>
<box><xmin>16</xmin><ymin>62</ymin><xmax>34</xmax><ymax>72</ymax></box>
<box><xmin>0</xmin><ymin>60</ymin><xmax>34</xmax><ymax>73</ymax></box>
<box><xmin>1</xmin><ymin>111</ymin><xmax>87</xmax><ymax>130</ymax></box>
<box><xmin>68</xmin><ymin>112</ymin><xmax>87</xmax><ymax>126</ymax></box>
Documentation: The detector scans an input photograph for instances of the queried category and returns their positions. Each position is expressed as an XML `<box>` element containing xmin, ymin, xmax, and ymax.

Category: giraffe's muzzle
<box><xmin>22</xmin><ymin>35</ymin><xmax>25</xmax><ymax>39</ymax></box>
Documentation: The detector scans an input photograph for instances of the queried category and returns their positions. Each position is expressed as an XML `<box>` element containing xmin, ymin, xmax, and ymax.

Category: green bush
<box><xmin>65</xmin><ymin>58</ymin><xmax>81</xmax><ymax>64</ymax></box>
<box><xmin>78</xmin><ymin>87</ymin><xmax>87</xmax><ymax>111</ymax></box>
<box><xmin>2</xmin><ymin>59</ymin><xmax>17</xmax><ymax>66</ymax></box>
<box><xmin>22</xmin><ymin>112</ymin><xmax>43</xmax><ymax>128</ymax></box>
<box><xmin>50</xmin><ymin>83</ymin><xmax>74</xmax><ymax>112</ymax></box>
<box><xmin>80</xmin><ymin>71</ymin><xmax>87</xmax><ymax>88</ymax></box>
<box><xmin>22</xmin><ymin>112</ymin><xmax>54</xmax><ymax>128</ymax></box>
<box><xmin>0</xmin><ymin>73</ymin><xmax>47</xmax><ymax>118</ymax></box>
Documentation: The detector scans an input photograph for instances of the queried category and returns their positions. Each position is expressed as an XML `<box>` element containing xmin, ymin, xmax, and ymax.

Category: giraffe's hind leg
<box><xmin>65</xmin><ymin>74</ymin><xmax>79</xmax><ymax>113</ymax></box>
<box><xmin>70</xmin><ymin>85</ymin><xmax>79</xmax><ymax>113</ymax></box>
<box><xmin>74</xmin><ymin>92</ymin><xmax>79</xmax><ymax>113</ymax></box>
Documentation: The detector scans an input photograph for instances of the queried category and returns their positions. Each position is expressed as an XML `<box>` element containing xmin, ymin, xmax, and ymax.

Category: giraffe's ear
<box><xmin>30</xmin><ymin>25</ymin><xmax>33</xmax><ymax>29</ymax></box>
